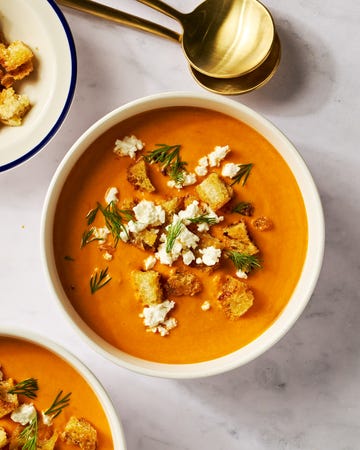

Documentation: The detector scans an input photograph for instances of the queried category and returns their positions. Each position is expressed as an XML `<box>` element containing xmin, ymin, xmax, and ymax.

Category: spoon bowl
<box><xmin>190</xmin><ymin>32</ymin><xmax>281</xmax><ymax>95</ymax></box>
<box><xmin>138</xmin><ymin>0</ymin><xmax>275</xmax><ymax>78</ymax></box>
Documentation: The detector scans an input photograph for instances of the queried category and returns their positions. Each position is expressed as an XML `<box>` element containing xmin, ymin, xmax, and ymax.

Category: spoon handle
<box><xmin>136</xmin><ymin>0</ymin><xmax>184</xmax><ymax>22</ymax></box>
<box><xmin>56</xmin><ymin>0</ymin><xmax>181</xmax><ymax>42</ymax></box>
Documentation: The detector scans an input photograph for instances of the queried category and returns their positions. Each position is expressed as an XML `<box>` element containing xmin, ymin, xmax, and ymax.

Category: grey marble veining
<box><xmin>1</xmin><ymin>0</ymin><xmax>360</xmax><ymax>448</ymax></box>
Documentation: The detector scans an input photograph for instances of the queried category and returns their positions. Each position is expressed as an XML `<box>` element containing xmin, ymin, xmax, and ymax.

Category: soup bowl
<box><xmin>41</xmin><ymin>92</ymin><xmax>324</xmax><ymax>378</ymax></box>
<box><xmin>0</xmin><ymin>327</ymin><xmax>127</xmax><ymax>448</ymax></box>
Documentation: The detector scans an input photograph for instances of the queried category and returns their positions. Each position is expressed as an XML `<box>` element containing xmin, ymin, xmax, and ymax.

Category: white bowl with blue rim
<box><xmin>0</xmin><ymin>0</ymin><xmax>76</xmax><ymax>172</ymax></box>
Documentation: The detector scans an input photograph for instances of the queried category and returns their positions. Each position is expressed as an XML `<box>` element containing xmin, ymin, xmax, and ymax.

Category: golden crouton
<box><xmin>132</xmin><ymin>269</ymin><xmax>163</xmax><ymax>306</ymax></box>
<box><xmin>8</xmin><ymin>425</ymin><xmax>22</xmax><ymax>450</ymax></box>
<box><xmin>222</xmin><ymin>220</ymin><xmax>258</xmax><ymax>255</ymax></box>
<box><xmin>161</xmin><ymin>197</ymin><xmax>183</xmax><ymax>222</ymax></box>
<box><xmin>127</xmin><ymin>158</ymin><xmax>155</xmax><ymax>192</ymax></box>
<box><xmin>0</xmin><ymin>41</ymin><xmax>33</xmax><ymax>75</ymax></box>
<box><xmin>217</xmin><ymin>276</ymin><xmax>254</xmax><ymax>319</ymax></box>
<box><xmin>37</xmin><ymin>432</ymin><xmax>58</xmax><ymax>450</ymax></box>
<box><xmin>195</xmin><ymin>173</ymin><xmax>233</xmax><ymax>211</ymax></box>
<box><xmin>0</xmin><ymin>87</ymin><xmax>30</xmax><ymax>126</ymax></box>
<box><xmin>164</xmin><ymin>270</ymin><xmax>202</xmax><ymax>297</ymax></box>
<box><xmin>0</xmin><ymin>427</ymin><xmax>8</xmax><ymax>449</ymax></box>
<box><xmin>62</xmin><ymin>416</ymin><xmax>97</xmax><ymax>450</ymax></box>
<box><xmin>252</xmin><ymin>216</ymin><xmax>273</xmax><ymax>231</ymax></box>
<box><xmin>132</xmin><ymin>228</ymin><xmax>158</xmax><ymax>250</ymax></box>
<box><xmin>0</xmin><ymin>378</ymin><xmax>19</xmax><ymax>418</ymax></box>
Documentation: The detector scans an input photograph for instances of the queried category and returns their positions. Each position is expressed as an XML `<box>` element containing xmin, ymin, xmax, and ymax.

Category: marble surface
<box><xmin>1</xmin><ymin>0</ymin><xmax>360</xmax><ymax>448</ymax></box>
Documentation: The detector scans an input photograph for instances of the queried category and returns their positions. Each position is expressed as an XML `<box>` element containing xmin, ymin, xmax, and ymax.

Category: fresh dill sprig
<box><xmin>231</xmin><ymin>163</ymin><xmax>254</xmax><ymax>186</ymax></box>
<box><xmin>90</xmin><ymin>267</ymin><xmax>112</xmax><ymax>294</ymax></box>
<box><xmin>188</xmin><ymin>214</ymin><xmax>218</xmax><ymax>225</ymax></box>
<box><xmin>226</xmin><ymin>250</ymin><xmax>262</xmax><ymax>273</ymax></box>
<box><xmin>64</xmin><ymin>255</ymin><xmax>75</xmax><ymax>261</ymax></box>
<box><xmin>144</xmin><ymin>144</ymin><xmax>187</xmax><ymax>184</ymax></box>
<box><xmin>80</xmin><ymin>228</ymin><xmax>102</xmax><ymax>248</ymax></box>
<box><xmin>44</xmin><ymin>390</ymin><xmax>71</xmax><ymax>419</ymax></box>
<box><xmin>231</xmin><ymin>202</ymin><xmax>254</xmax><ymax>216</ymax></box>
<box><xmin>165</xmin><ymin>221</ymin><xmax>183</xmax><ymax>253</ymax></box>
<box><xmin>86</xmin><ymin>206</ymin><xmax>99</xmax><ymax>225</ymax></box>
<box><xmin>97</xmin><ymin>201</ymin><xmax>132</xmax><ymax>246</ymax></box>
<box><xmin>19</xmin><ymin>415</ymin><xmax>38</xmax><ymax>450</ymax></box>
<box><xmin>8</xmin><ymin>378</ymin><xmax>38</xmax><ymax>399</ymax></box>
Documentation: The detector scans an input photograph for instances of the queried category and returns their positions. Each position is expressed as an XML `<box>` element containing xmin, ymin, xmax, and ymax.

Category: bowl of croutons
<box><xmin>0</xmin><ymin>0</ymin><xmax>76</xmax><ymax>172</ymax></box>
<box><xmin>0</xmin><ymin>327</ymin><xmax>127</xmax><ymax>449</ymax></box>
<box><xmin>41</xmin><ymin>91</ymin><xmax>324</xmax><ymax>378</ymax></box>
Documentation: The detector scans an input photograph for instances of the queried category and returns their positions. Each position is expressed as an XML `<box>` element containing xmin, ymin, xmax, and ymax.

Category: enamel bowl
<box><xmin>0</xmin><ymin>0</ymin><xmax>76</xmax><ymax>172</ymax></box>
<box><xmin>41</xmin><ymin>92</ymin><xmax>324</xmax><ymax>379</ymax></box>
<box><xmin>0</xmin><ymin>328</ymin><xmax>127</xmax><ymax>449</ymax></box>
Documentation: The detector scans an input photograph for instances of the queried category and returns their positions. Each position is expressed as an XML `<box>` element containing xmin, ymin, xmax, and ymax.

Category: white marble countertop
<box><xmin>1</xmin><ymin>0</ymin><xmax>360</xmax><ymax>448</ymax></box>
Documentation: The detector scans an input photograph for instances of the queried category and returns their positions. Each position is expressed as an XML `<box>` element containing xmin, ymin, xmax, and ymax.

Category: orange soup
<box><xmin>0</xmin><ymin>336</ymin><xmax>113</xmax><ymax>449</ymax></box>
<box><xmin>54</xmin><ymin>107</ymin><xmax>308</xmax><ymax>364</ymax></box>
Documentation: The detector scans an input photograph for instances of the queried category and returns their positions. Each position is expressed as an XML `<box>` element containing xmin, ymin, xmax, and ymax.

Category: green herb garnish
<box><xmin>188</xmin><ymin>214</ymin><xmax>217</xmax><ymax>225</ymax></box>
<box><xmin>90</xmin><ymin>267</ymin><xmax>112</xmax><ymax>294</ymax></box>
<box><xmin>231</xmin><ymin>202</ymin><xmax>254</xmax><ymax>216</ymax></box>
<box><xmin>80</xmin><ymin>228</ymin><xmax>102</xmax><ymax>248</ymax></box>
<box><xmin>165</xmin><ymin>221</ymin><xmax>183</xmax><ymax>253</ymax></box>
<box><xmin>144</xmin><ymin>144</ymin><xmax>187</xmax><ymax>184</ymax></box>
<box><xmin>19</xmin><ymin>415</ymin><xmax>38</xmax><ymax>450</ymax></box>
<box><xmin>64</xmin><ymin>255</ymin><xmax>75</xmax><ymax>261</ymax></box>
<box><xmin>97</xmin><ymin>201</ymin><xmax>132</xmax><ymax>246</ymax></box>
<box><xmin>44</xmin><ymin>390</ymin><xmax>71</xmax><ymax>419</ymax></box>
<box><xmin>86</xmin><ymin>206</ymin><xmax>99</xmax><ymax>225</ymax></box>
<box><xmin>8</xmin><ymin>378</ymin><xmax>38</xmax><ymax>399</ymax></box>
<box><xmin>231</xmin><ymin>163</ymin><xmax>254</xmax><ymax>186</ymax></box>
<box><xmin>226</xmin><ymin>250</ymin><xmax>262</xmax><ymax>273</ymax></box>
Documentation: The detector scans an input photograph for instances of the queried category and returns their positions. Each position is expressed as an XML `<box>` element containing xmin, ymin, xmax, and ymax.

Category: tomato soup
<box><xmin>0</xmin><ymin>336</ymin><xmax>113</xmax><ymax>448</ymax></box>
<box><xmin>54</xmin><ymin>107</ymin><xmax>308</xmax><ymax>364</ymax></box>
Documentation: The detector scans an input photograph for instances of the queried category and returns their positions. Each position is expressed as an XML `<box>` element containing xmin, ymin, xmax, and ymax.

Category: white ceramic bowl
<box><xmin>41</xmin><ymin>92</ymin><xmax>325</xmax><ymax>379</ymax></box>
<box><xmin>0</xmin><ymin>0</ymin><xmax>76</xmax><ymax>172</ymax></box>
<box><xmin>0</xmin><ymin>327</ymin><xmax>127</xmax><ymax>449</ymax></box>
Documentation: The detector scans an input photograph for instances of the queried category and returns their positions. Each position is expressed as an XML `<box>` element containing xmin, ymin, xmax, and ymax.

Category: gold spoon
<box><xmin>56</xmin><ymin>0</ymin><xmax>280</xmax><ymax>94</ymax></box>
<box><xmin>136</xmin><ymin>0</ymin><xmax>275</xmax><ymax>78</ymax></box>
<box><xmin>59</xmin><ymin>0</ymin><xmax>274</xmax><ymax>78</ymax></box>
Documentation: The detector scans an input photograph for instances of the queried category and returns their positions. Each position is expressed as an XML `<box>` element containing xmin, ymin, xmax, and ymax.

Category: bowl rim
<box><xmin>0</xmin><ymin>0</ymin><xmax>77</xmax><ymax>172</ymax></box>
<box><xmin>0</xmin><ymin>327</ymin><xmax>127</xmax><ymax>449</ymax></box>
<box><xmin>41</xmin><ymin>91</ymin><xmax>325</xmax><ymax>379</ymax></box>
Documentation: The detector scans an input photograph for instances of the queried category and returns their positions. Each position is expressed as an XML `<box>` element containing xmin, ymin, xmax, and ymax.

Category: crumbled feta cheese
<box><xmin>198</xmin><ymin>246</ymin><xmax>222</xmax><ymax>266</ymax></box>
<box><xmin>133</xmin><ymin>200</ymin><xmax>165</xmax><ymax>227</ymax></box>
<box><xmin>113</xmin><ymin>135</ymin><xmax>144</xmax><ymax>158</ymax></box>
<box><xmin>144</xmin><ymin>255</ymin><xmax>157</xmax><ymax>270</ymax></box>
<box><xmin>92</xmin><ymin>226</ymin><xmax>110</xmax><ymax>244</ymax></box>
<box><xmin>140</xmin><ymin>300</ymin><xmax>177</xmax><ymax>336</ymax></box>
<box><xmin>178</xmin><ymin>200</ymin><xmax>201</xmax><ymax>223</ymax></box>
<box><xmin>194</xmin><ymin>156</ymin><xmax>209</xmax><ymax>176</ymax></box>
<box><xmin>42</xmin><ymin>411</ymin><xmax>53</xmax><ymax>426</ymax></box>
<box><xmin>182</xmin><ymin>250</ymin><xmax>195</xmax><ymax>265</ymax></box>
<box><xmin>236</xmin><ymin>269</ymin><xmax>248</xmax><ymax>279</ymax></box>
<box><xmin>104</xmin><ymin>186</ymin><xmax>119</xmax><ymax>204</ymax></box>
<box><xmin>208</xmin><ymin>145</ymin><xmax>230</xmax><ymax>167</ymax></box>
<box><xmin>127</xmin><ymin>220</ymin><xmax>148</xmax><ymax>234</ymax></box>
<box><xmin>155</xmin><ymin>242</ymin><xmax>178</xmax><ymax>266</ymax></box>
<box><xmin>221</xmin><ymin>162</ymin><xmax>240</xmax><ymax>178</ymax></box>
<box><xmin>201</xmin><ymin>301</ymin><xmax>211</xmax><ymax>311</ymax></box>
<box><xmin>11</xmin><ymin>403</ymin><xmax>36</xmax><ymax>426</ymax></box>
<box><xmin>119</xmin><ymin>226</ymin><xmax>129</xmax><ymax>242</ymax></box>
<box><xmin>103</xmin><ymin>251</ymin><xmax>113</xmax><ymax>261</ymax></box>
<box><xmin>167</xmin><ymin>172</ymin><xmax>197</xmax><ymax>189</ymax></box>
<box><xmin>178</xmin><ymin>225</ymin><xmax>200</xmax><ymax>249</ymax></box>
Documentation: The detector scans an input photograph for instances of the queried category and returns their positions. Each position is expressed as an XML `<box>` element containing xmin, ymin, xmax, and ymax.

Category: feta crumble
<box><xmin>144</xmin><ymin>255</ymin><xmax>157</xmax><ymax>270</ymax></box>
<box><xmin>92</xmin><ymin>226</ymin><xmax>110</xmax><ymax>244</ymax></box>
<box><xmin>133</xmin><ymin>200</ymin><xmax>165</xmax><ymax>227</ymax></box>
<box><xmin>103</xmin><ymin>251</ymin><xmax>113</xmax><ymax>261</ymax></box>
<box><xmin>11</xmin><ymin>403</ymin><xmax>36</xmax><ymax>426</ymax></box>
<box><xmin>221</xmin><ymin>162</ymin><xmax>240</xmax><ymax>178</ymax></box>
<box><xmin>194</xmin><ymin>156</ymin><xmax>209</xmax><ymax>176</ymax></box>
<box><xmin>236</xmin><ymin>269</ymin><xmax>248</xmax><ymax>279</ymax></box>
<box><xmin>167</xmin><ymin>172</ymin><xmax>197</xmax><ymax>189</ymax></box>
<box><xmin>104</xmin><ymin>186</ymin><xmax>119</xmax><ymax>204</ymax></box>
<box><xmin>201</xmin><ymin>301</ymin><xmax>211</xmax><ymax>311</ymax></box>
<box><xmin>113</xmin><ymin>135</ymin><xmax>144</xmax><ymax>158</ymax></box>
<box><xmin>198</xmin><ymin>246</ymin><xmax>222</xmax><ymax>266</ymax></box>
<box><xmin>42</xmin><ymin>411</ymin><xmax>53</xmax><ymax>426</ymax></box>
<box><xmin>208</xmin><ymin>145</ymin><xmax>230</xmax><ymax>167</ymax></box>
<box><xmin>140</xmin><ymin>300</ymin><xmax>177</xmax><ymax>336</ymax></box>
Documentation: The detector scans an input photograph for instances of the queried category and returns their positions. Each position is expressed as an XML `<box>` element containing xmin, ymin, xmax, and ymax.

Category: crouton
<box><xmin>195</xmin><ymin>172</ymin><xmax>233</xmax><ymax>211</ymax></box>
<box><xmin>62</xmin><ymin>416</ymin><xmax>97</xmax><ymax>450</ymax></box>
<box><xmin>0</xmin><ymin>41</ymin><xmax>34</xmax><ymax>75</ymax></box>
<box><xmin>222</xmin><ymin>220</ymin><xmax>258</xmax><ymax>255</ymax></box>
<box><xmin>127</xmin><ymin>158</ymin><xmax>155</xmax><ymax>192</ymax></box>
<box><xmin>0</xmin><ymin>427</ymin><xmax>8</xmax><ymax>449</ymax></box>
<box><xmin>132</xmin><ymin>228</ymin><xmax>158</xmax><ymax>250</ymax></box>
<box><xmin>0</xmin><ymin>378</ymin><xmax>19</xmax><ymax>418</ymax></box>
<box><xmin>217</xmin><ymin>276</ymin><xmax>254</xmax><ymax>319</ymax></box>
<box><xmin>161</xmin><ymin>197</ymin><xmax>183</xmax><ymax>222</ymax></box>
<box><xmin>252</xmin><ymin>216</ymin><xmax>273</xmax><ymax>231</ymax></box>
<box><xmin>37</xmin><ymin>432</ymin><xmax>58</xmax><ymax>450</ymax></box>
<box><xmin>132</xmin><ymin>269</ymin><xmax>163</xmax><ymax>306</ymax></box>
<box><xmin>0</xmin><ymin>87</ymin><xmax>30</xmax><ymax>126</ymax></box>
<box><xmin>8</xmin><ymin>425</ymin><xmax>22</xmax><ymax>450</ymax></box>
<box><xmin>164</xmin><ymin>270</ymin><xmax>202</xmax><ymax>297</ymax></box>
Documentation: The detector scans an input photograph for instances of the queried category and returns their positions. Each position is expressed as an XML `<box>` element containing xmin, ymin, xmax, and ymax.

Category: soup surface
<box><xmin>54</xmin><ymin>107</ymin><xmax>308</xmax><ymax>364</ymax></box>
<box><xmin>0</xmin><ymin>337</ymin><xmax>113</xmax><ymax>449</ymax></box>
